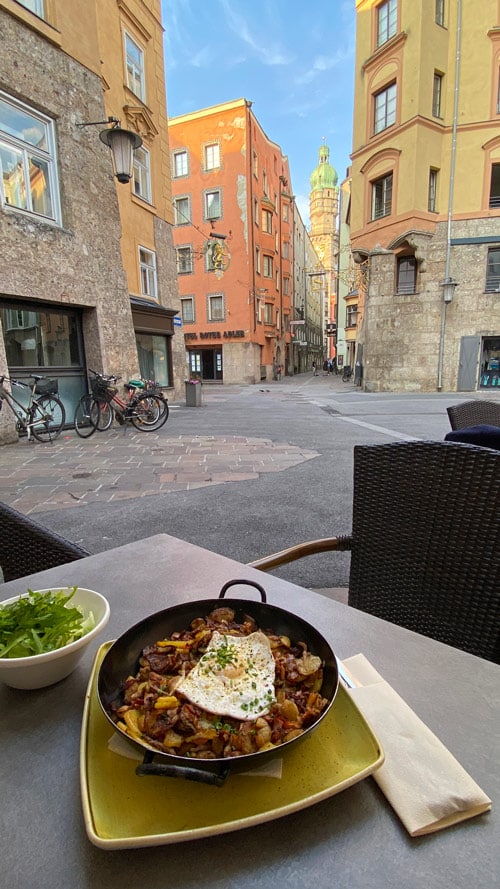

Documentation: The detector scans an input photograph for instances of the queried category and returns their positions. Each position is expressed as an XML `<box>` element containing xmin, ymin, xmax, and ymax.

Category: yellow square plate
<box><xmin>80</xmin><ymin>642</ymin><xmax>384</xmax><ymax>849</ymax></box>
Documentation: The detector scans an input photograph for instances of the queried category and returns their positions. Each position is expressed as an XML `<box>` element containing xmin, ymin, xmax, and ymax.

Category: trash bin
<box><xmin>185</xmin><ymin>380</ymin><xmax>202</xmax><ymax>407</ymax></box>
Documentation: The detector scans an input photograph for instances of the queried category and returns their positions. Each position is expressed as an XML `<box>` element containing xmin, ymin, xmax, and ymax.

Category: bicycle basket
<box><xmin>34</xmin><ymin>378</ymin><xmax>58</xmax><ymax>396</ymax></box>
<box><xmin>90</xmin><ymin>376</ymin><xmax>117</xmax><ymax>397</ymax></box>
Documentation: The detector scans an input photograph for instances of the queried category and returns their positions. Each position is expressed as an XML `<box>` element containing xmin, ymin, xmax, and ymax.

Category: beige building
<box><xmin>308</xmin><ymin>143</ymin><xmax>339</xmax><ymax>366</ymax></box>
<box><xmin>350</xmin><ymin>0</ymin><xmax>500</xmax><ymax>392</ymax></box>
<box><xmin>0</xmin><ymin>0</ymin><xmax>181</xmax><ymax>444</ymax></box>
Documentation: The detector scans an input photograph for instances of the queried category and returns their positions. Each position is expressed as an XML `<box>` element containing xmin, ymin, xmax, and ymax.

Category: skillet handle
<box><xmin>219</xmin><ymin>578</ymin><xmax>267</xmax><ymax>603</ymax></box>
<box><xmin>136</xmin><ymin>754</ymin><xmax>230</xmax><ymax>786</ymax></box>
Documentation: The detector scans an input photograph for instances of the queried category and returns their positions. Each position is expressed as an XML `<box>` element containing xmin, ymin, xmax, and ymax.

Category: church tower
<box><xmin>309</xmin><ymin>142</ymin><xmax>339</xmax><ymax>359</ymax></box>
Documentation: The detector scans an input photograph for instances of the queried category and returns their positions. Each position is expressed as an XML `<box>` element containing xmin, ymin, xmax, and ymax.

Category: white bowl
<box><xmin>0</xmin><ymin>587</ymin><xmax>110</xmax><ymax>690</ymax></box>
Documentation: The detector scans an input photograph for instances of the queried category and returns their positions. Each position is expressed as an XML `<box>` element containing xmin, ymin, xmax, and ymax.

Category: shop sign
<box><xmin>184</xmin><ymin>330</ymin><xmax>245</xmax><ymax>342</ymax></box>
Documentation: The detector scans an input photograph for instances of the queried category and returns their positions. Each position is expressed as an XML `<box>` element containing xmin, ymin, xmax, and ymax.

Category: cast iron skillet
<box><xmin>98</xmin><ymin>579</ymin><xmax>339</xmax><ymax>786</ymax></box>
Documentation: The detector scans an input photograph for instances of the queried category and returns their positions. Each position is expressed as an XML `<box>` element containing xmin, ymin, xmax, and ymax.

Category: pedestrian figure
<box><xmin>312</xmin><ymin>360</ymin><xmax>318</xmax><ymax>376</ymax></box>
<box><xmin>276</xmin><ymin>364</ymin><xmax>282</xmax><ymax>381</ymax></box>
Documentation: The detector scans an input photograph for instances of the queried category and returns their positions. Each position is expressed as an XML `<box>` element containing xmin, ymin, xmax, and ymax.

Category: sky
<box><xmin>161</xmin><ymin>0</ymin><xmax>356</xmax><ymax>226</ymax></box>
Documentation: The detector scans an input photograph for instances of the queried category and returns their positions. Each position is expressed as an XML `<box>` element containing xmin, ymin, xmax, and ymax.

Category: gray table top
<box><xmin>1</xmin><ymin>534</ymin><xmax>498</xmax><ymax>889</ymax></box>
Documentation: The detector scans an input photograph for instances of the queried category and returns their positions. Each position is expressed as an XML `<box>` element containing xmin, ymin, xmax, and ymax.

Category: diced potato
<box><xmin>154</xmin><ymin>695</ymin><xmax>179</xmax><ymax>709</ymax></box>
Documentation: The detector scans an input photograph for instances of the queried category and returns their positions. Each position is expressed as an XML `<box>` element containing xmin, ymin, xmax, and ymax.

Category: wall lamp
<box><xmin>77</xmin><ymin>116</ymin><xmax>143</xmax><ymax>184</ymax></box>
<box><xmin>441</xmin><ymin>277</ymin><xmax>458</xmax><ymax>303</ymax></box>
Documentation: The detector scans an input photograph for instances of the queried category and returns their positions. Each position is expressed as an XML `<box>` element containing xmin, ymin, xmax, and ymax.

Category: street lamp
<box><xmin>77</xmin><ymin>116</ymin><xmax>143</xmax><ymax>184</ymax></box>
<box><xmin>441</xmin><ymin>277</ymin><xmax>458</xmax><ymax>303</ymax></box>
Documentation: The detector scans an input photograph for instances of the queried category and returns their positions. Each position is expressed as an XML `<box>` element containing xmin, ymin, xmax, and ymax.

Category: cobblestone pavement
<box><xmin>0</xmin><ymin>421</ymin><xmax>319</xmax><ymax>516</ymax></box>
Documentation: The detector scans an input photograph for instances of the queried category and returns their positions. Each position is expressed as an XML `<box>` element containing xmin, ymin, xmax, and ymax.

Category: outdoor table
<box><xmin>0</xmin><ymin>533</ymin><xmax>498</xmax><ymax>889</ymax></box>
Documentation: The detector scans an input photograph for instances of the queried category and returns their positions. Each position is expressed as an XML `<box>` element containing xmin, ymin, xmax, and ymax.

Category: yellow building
<box><xmin>351</xmin><ymin>0</ymin><xmax>500</xmax><ymax>392</ymax></box>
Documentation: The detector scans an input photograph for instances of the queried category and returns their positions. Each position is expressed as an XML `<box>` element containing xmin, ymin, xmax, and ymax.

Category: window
<box><xmin>486</xmin><ymin>248</ymin><xmax>500</xmax><ymax>291</ymax></box>
<box><xmin>204</xmin><ymin>188</ymin><xmax>221</xmax><ymax>220</ymax></box>
<box><xmin>263</xmin><ymin>254</ymin><xmax>273</xmax><ymax>278</ymax></box>
<box><xmin>435</xmin><ymin>0</ymin><xmax>445</xmax><ymax>26</ymax></box>
<box><xmin>377</xmin><ymin>0</ymin><xmax>397</xmax><ymax>47</ymax></box>
<box><xmin>283</xmin><ymin>277</ymin><xmax>290</xmax><ymax>295</ymax></box>
<box><xmin>489</xmin><ymin>164</ymin><xmax>500</xmax><ymax>208</ymax></box>
<box><xmin>263</xmin><ymin>303</ymin><xmax>274</xmax><ymax>324</ymax></box>
<box><xmin>262</xmin><ymin>208</ymin><xmax>273</xmax><ymax>233</ymax></box>
<box><xmin>397</xmin><ymin>256</ymin><xmax>417</xmax><ymax>294</ymax></box>
<box><xmin>256</xmin><ymin>246</ymin><xmax>261</xmax><ymax>274</ymax></box>
<box><xmin>136</xmin><ymin>333</ymin><xmax>170</xmax><ymax>387</ymax></box>
<box><xmin>139</xmin><ymin>247</ymin><xmax>157</xmax><ymax>298</ymax></box>
<box><xmin>374</xmin><ymin>82</ymin><xmax>397</xmax><ymax>134</ymax></box>
<box><xmin>0</xmin><ymin>92</ymin><xmax>60</xmax><ymax>223</ymax></box>
<box><xmin>125</xmin><ymin>33</ymin><xmax>145</xmax><ymax>102</ymax></box>
<box><xmin>208</xmin><ymin>293</ymin><xmax>224</xmax><ymax>321</ymax></box>
<box><xmin>432</xmin><ymin>73</ymin><xmax>443</xmax><ymax>117</ymax></box>
<box><xmin>133</xmin><ymin>146</ymin><xmax>151</xmax><ymax>202</ymax></box>
<box><xmin>283</xmin><ymin>202</ymin><xmax>289</xmax><ymax>222</ymax></box>
<box><xmin>17</xmin><ymin>0</ymin><xmax>44</xmax><ymax>15</ymax></box>
<box><xmin>172</xmin><ymin>149</ymin><xmax>188</xmax><ymax>178</ymax></box>
<box><xmin>283</xmin><ymin>241</ymin><xmax>290</xmax><ymax>259</ymax></box>
<box><xmin>174</xmin><ymin>196</ymin><xmax>190</xmax><ymax>225</ymax></box>
<box><xmin>204</xmin><ymin>142</ymin><xmax>220</xmax><ymax>170</ymax></box>
<box><xmin>180</xmin><ymin>297</ymin><xmax>195</xmax><ymax>322</ymax></box>
<box><xmin>263</xmin><ymin>169</ymin><xmax>268</xmax><ymax>196</ymax></box>
<box><xmin>252</xmin><ymin>150</ymin><xmax>258</xmax><ymax>178</ymax></box>
<box><xmin>346</xmin><ymin>304</ymin><xmax>358</xmax><ymax>328</ymax></box>
<box><xmin>254</xmin><ymin>197</ymin><xmax>259</xmax><ymax>224</ymax></box>
<box><xmin>371</xmin><ymin>173</ymin><xmax>393</xmax><ymax>219</ymax></box>
<box><xmin>176</xmin><ymin>246</ymin><xmax>193</xmax><ymax>274</ymax></box>
<box><xmin>428</xmin><ymin>168</ymin><xmax>438</xmax><ymax>212</ymax></box>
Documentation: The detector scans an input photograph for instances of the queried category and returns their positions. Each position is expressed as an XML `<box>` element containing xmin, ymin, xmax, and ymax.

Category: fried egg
<box><xmin>176</xmin><ymin>630</ymin><xmax>276</xmax><ymax>721</ymax></box>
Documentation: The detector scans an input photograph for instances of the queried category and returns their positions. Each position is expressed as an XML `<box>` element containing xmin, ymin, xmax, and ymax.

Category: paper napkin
<box><xmin>342</xmin><ymin>654</ymin><xmax>492</xmax><ymax>837</ymax></box>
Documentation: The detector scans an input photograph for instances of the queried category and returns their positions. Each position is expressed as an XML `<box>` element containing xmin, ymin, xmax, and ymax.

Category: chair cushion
<box><xmin>444</xmin><ymin>425</ymin><xmax>500</xmax><ymax>449</ymax></box>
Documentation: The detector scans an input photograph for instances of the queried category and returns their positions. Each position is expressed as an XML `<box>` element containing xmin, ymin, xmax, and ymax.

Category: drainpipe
<box><xmin>437</xmin><ymin>0</ymin><xmax>462</xmax><ymax>390</ymax></box>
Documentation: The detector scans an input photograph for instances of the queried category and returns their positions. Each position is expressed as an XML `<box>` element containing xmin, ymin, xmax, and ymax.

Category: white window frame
<box><xmin>139</xmin><ymin>247</ymin><xmax>157</xmax><ymax>298</ymax></box>
<box><xmin>435</xmin><ymin>0</ymin><xmax>445</xmax><ymax>26</ymax></box>
<box><xmin>208</xmin><ymin>293</ymin><xmax>225</xmax><ymax>322</ymax></box>
<box><xmin>428</xmin><ymin>168</ymin><xmax>438</xmax><ymax>212</ymax></box>
<box><xmin>0</xmin><ymin>91</ymin><xmax>61</xmax><ymax>224</ymax></box>
<box><xmin>263</xmin><ymin>303</ymin><xmax>273</xmax><ymax>324</ymax></box>
<box><xmin>174</xmin><ymin>195</ymin><xmax>191</xmax><ymax>225</ymax></box>
<box><xmin>180</xmin><ymin>297</ymin><xmax>195</xmax><ymax>323</ymax></box>
<box><xmin>133</xmin><ymin>145</ymin><xmax>151</xmax><ymax>202</ymax></box>
<box><xmin>172</xmin><ymin>149</ymin><xmax>188</xmax><ymax>178</ymax></box>
<box><xmin>374</xmin><ymin>82</ymin><xmax>397</xmax><ymax>134</ymax></box>
<box><xmin>432</xmin><ymin>72</ymin><xmax>443</xmax><ymax>118</ymax></box>
<box><xmin>17</xmin><ymin>0</ymin><xmax>44</xmax><ymax>16</ymax></box>
<box><xmin>377</xmin><ymin>0</ymin><xmax>397</xmax><ymax>47</ymax></box>
<box><xmin>256</xmin><ymin>246</ymin><xmax>261</xmax><ymax>274</ymax></box>
<box><xmin>204</xmin><ymin>142</ymin><xmax>220</xmax><ymax>171</ymax></box>
<box><xmin>371</xmin><ymin>172</ymin><xmax>393</xmax><ymax>220</ymax></box>
<box><xmin>262</xmin><ymin>208</ymin><xmax>273</xmax><ymax>233</ymax></box>
<box><xmin>125</xmin><ymin>32</ymin><xmax>145</xmax><ymax>102</ymax></box>
<box><xmin>204</xmin><ymin>188</ymin><xmax>221</xmax><ymax>220</ymax></box>
<box><xmin>263</xmin><ymin>254</ymin><xmax>273</xmax><ymax>278</ymax></box>
<box><xmin>176</xmin><ymin>246</ymin><xmax>193</xmax><ymax>275</ymax></box>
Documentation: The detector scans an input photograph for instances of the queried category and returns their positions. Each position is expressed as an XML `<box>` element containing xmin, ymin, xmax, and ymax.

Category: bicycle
<box><xmin>74</xmin><ymin>369</ymin><xmax>169</xmax><ymax>438</ymax></box>
<box><xmin>93</xmin><ymin>376</ymin><xmax>165</xmax><ymax>432</ymax></box>
<box><xmin>0</xmin><ymin>374</ymin><xmax>66</xmax><ymax>442</ymax></box>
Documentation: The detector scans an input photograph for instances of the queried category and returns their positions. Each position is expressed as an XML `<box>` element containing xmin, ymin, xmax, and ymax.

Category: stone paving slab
<box><xmin>0</xmin><ymin>430</ymin><xmax>319</xmax><ymax>515</ymax></box>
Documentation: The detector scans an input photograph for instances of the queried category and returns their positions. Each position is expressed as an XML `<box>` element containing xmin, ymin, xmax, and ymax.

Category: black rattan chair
<box><xmin>447</xmin><ymin>399</ymin><xmax>500</xmax><ymax>430</ymax></box>
<box><xmin>0</xmin><ymin>501</ymin><xmax>90</xmax><ymax>583</ymax></box>
<box><xmin>249</xmin><ymin>441</ymin><xmax>500</xmax><ymax>663</ymax></box>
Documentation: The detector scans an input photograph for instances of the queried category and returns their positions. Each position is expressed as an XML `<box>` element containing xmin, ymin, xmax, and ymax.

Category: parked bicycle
<box><xmin>0</xmin><ymin>374</ymin><xmax>65</xmax><ymax>442</ymax></box>
<box><xmin>93</xmin><ymin>376</ymin><xmax>165</xmax><ymax>432</ymax></box>
<box><xmin>342</xmin><ymin>366</ymin><xmax>353</xmax><ymax>382</ymax></box>
<box><xmin>74</xmin><ymin>370</ymin><xmax>169</xmax><ymax>438</ymax></box>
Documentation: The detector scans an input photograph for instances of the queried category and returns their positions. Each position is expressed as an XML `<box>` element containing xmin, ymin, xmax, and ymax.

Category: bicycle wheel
<box><xmin>31</xmin><ymin>395</ymin><xmax>66</xmax><ymax>442</ymax></box>
<box><xmin>74</xmin><ymin>395</ymin><xmax>98</xmax><ymax>439</ymax></box>
<box><xmin>131</xmin><ymin>394</ymin><xmax>169</xmax><ymax>431</ymax></box>
<box><xmin>95</xmin><ymin>399</ymin><xmax>114</xmax><ymax>431</ymax></box>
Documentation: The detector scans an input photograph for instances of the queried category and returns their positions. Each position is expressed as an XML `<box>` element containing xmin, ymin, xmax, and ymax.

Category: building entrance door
<box><xmin>189</xmin><ymin>348</ymin><xmax>223</xmax><ymax>381</ymax></box>
<box><xmin>457</xmin><ymin>335</ymin><xmax>480</xmax><ymax>391</ymax></box>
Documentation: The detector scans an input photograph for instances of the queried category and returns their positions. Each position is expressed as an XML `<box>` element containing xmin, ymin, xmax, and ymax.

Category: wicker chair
<box><xmin>0</xmin><ymin>501</ymin><xmax>90</xmax><ymax>583</ymax></box>
<box><xmin>249</xmin><ymin>441</ymin><xmax>500</xmax><ymax>664</ymax></box>
<box><xmin>447</xmin><ymin>399</ymin><xmax>500</xmax><ymax>430</ymax></box>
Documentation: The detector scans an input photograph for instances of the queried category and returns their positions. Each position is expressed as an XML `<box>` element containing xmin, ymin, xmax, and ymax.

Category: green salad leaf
<box><xmin>0</xmin><ymin>587</ymin><xmax>95</xmax><ymax>658</ymax></box>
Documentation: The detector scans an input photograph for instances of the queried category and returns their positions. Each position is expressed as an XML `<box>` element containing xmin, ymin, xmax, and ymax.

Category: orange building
<box><xmin>168</xmin><ymin>99</ymin><xmax>293</xmax><ymax>384</ymax></box>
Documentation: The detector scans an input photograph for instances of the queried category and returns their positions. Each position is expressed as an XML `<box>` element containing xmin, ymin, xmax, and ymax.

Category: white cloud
<box><xmin>218</xmin><ymin>0</ymin><xmax>293</xmax><ymax>66</ymax></box>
